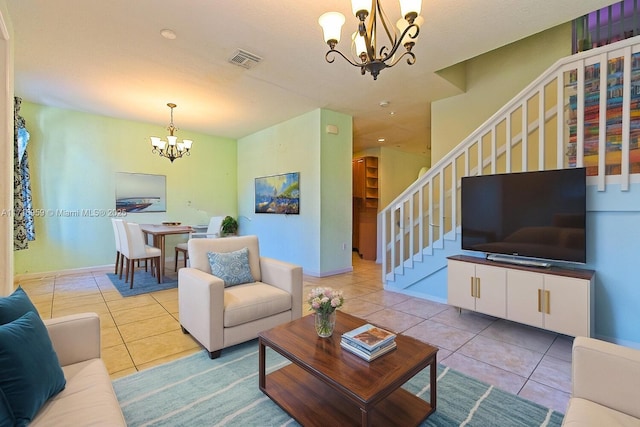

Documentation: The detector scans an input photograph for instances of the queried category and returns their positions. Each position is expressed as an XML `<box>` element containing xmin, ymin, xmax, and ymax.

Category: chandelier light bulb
<box><xmin>351</xmin><ymin>0</ymin><xmax>371</xmax><ymax>18</ymax></box>
<box><xmin>397</xmin><ymin>17</ymin><xmax>409</xmax><ymax>33</ymax></box>
<box><xmin>352</xmin><ymin>32</ymin><xmax>367</xmax><ymax>57</ymax></box>
<box><xmin>319</xmin><ymin>12</ymin><xmax>346</xmax><ymax>46</ymax></box>
<box><xmin>399</xmin><ymin>0</ymin><xmax>421</xmax><ymax>21</ymax></box>
<box><xmin>397</xmin><ymin>15</ymin><xmax>422</xmax><ymax>47</ymax></box>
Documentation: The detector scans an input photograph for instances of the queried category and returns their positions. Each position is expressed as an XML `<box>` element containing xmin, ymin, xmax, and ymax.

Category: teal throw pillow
<box><xmin>0</xmin><ymin>286</ymin><xmax>38</xmax><ymax>325</ymax></box>
<box><xmin>207</xmin><ymin>247</ymin><xmax>255</xmax><ymax>287</ymax></box>
<box><xmin>0</xmin><ymin>392</ymin><xmax>14</xmax><ymax>427</ymax></box>
<box><xmin>0</xmin><ymin>311</ymin><xmax>66</xmax><ymax>425</ymax></box>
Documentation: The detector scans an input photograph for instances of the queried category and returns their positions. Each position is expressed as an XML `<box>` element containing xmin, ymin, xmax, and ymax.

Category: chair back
<box><xmin>206</xmin><ymin>216</ymin><xmax>225</xmax><ymax>236</ymax></box>
<box><xmin>124</xmin><ymin>222</ymin><xmax>150</xmax><ymax>259</ymax></box>
<box><xmin>188</xmin><ymin>235</ymin><xmax>261</xmax><ymax>282</ymax></box>
<box><xmin>111</xmin><ymin>219</ymin><xmax>123</xmax><ymax>251</ymax></box>
<box><xmin>115</xmin><ymin>220</ymin><xmax>129</xmax><ymax>258</ymax></box>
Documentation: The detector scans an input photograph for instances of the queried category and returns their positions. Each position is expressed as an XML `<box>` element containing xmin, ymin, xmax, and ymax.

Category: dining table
<box><xmin>139</xmin><ymin>223</ymin><xmax>193</xmax><ymax>281</ymax></box>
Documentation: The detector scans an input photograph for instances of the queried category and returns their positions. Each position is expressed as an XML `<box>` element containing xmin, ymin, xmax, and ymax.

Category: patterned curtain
<box><xmin>13</xmin><ymin>97</ymin><xmax>35</xmax><ymax>250</ymax></box>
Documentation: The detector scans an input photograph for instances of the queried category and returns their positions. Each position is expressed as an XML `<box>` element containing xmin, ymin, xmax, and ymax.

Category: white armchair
<box><xmin>178</xmin><ymin>235</ymin><xmax>303</xmax><ymax>359</ymax></box>
<box><xmin>562</xmin><ymin>336</ymin><xmax>640</xmax><ymax>426</ymax></box>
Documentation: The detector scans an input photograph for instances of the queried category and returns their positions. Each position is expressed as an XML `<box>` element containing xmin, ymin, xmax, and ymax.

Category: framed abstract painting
<box><xmin>254</xmin><ymin>172</ymin><xmax>300</xmax><ymax>214</ymax></box>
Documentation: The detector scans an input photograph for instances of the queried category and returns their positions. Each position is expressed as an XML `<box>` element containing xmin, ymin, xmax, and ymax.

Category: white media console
<box><xmin>447</xmin><ymin>255</ymin><xmax>595</xmax><ymax>337</ymax></box>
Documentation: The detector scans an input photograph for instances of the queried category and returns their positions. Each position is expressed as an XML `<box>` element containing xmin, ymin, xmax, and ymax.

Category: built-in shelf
<box><xmin>353</xmin><ymin>156</ymin><xmax>378</xmax><ymax>260</ymax></box>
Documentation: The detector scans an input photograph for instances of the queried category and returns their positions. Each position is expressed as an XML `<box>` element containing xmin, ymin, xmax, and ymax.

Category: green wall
<box><xmin>431</xmin><ymin>23</ymin><xmax>573</xmax><ymax>163</ymax></box>
<box><xmin>354</xmin><ymin>146</ymin><xmax>429</xmax><ymax>209</ymax></box>
<box><xmin>237</xmin><ymin>109</ymin><xmax>353</xmax><ymax>276</ymax></box>
<box><xmin>378</xmin><ymin>147</ymin><xmax>429</xmax><ymax>208</ymax></box>
<box><xmin>14</xmin><ymin>102</ymin><xmax>237</xmax><ymax>275</ymax></box>
<box><xmin>320</xmin><ymin>109</ymin><xmax>353</xmax><ymax>274</ymax></box>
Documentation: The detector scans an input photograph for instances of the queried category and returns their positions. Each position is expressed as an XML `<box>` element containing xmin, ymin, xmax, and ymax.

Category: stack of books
<box><xmin>340</xmin><ymin>323</ymin><xmax>397</xmax><ymax>361</ymax></box>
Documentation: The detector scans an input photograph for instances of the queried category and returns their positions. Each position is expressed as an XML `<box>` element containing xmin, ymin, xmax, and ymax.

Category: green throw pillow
<box><xmin>0</xmin><ymin>287</ymin><xmax>38</xmax><ymax>325</ymax></box>
<box><xmin>0</xmin><ymin>311</ymin><xmax>66</xmax><ymax>425</ymax></box>
<box><xmin>207</xmin><ymin>247</ymin><xmax>255</xmax><ymax>287</ymax></box>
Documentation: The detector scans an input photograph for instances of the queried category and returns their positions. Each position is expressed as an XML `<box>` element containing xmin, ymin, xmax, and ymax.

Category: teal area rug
<box><xmin>106</xmin><ymin>272</ymin><xmax>177</xmax><ymax>297</ymax></box>
<box><xmin>113</xmin><ymin>340</ymin><xmax>564</xmax><ymax>427</ymax></box>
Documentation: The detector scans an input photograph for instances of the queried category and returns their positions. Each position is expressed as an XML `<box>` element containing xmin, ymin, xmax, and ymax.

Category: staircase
<box><xmin>380</xmin><ymin>36</ymin><xmax>640</xmax><ymax>300</ymax></box>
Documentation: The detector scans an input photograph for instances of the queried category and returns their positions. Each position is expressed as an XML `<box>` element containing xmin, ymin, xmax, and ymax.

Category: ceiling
<box><xmin>5</xmin><ymin>0</ymin><xmax>616</xmax><ymax>156</ymax></box>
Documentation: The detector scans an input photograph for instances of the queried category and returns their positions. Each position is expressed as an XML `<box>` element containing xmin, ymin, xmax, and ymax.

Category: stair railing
<box><xmin>380</xmin><ymin>36</ymin><xmax>640</xmax><ymax>283</ymax></box>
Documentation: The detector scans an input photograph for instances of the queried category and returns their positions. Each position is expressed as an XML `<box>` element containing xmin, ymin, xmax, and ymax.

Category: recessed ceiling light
<box><xmin>160</xmin><ymin>29</ymin><xmax>177</xmax><ymax>40</ymax></box>
<box><xmin>378</xmin><ymin>138</ymin><xmax>385</xmax><ymax>143</ymax></box>
<box><xmin>379</xmin><ymin>100</ymin><xmax>390</xmax><ymax>107</ymax></box>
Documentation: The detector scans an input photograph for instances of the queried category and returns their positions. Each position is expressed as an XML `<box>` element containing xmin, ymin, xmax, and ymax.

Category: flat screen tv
<box><xmin>461</xmin><ymin>168</ymin><xmax>586</xmax><ymax>265</ymax></box>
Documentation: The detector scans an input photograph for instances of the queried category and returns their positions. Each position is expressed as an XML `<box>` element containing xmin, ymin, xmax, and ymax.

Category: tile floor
<box><xmin>15</xmin><ymin>253</ymin><xmax>571</xmax><ymax>414</ymax></box>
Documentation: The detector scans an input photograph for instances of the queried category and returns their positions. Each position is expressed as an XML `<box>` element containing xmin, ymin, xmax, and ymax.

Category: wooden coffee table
<box><xmin>258</xmin><ymin>311</ymin><xmax>438</xmax><ymax>427</ymax></box>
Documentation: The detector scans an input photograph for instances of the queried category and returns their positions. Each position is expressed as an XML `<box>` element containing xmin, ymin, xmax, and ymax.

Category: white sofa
<box><xmin>30</xmin><ymin>312</ymin><xmax>126</xmax><ymax>426</ymax></box>
<box><xmin>178</xmin><ymin>235</ymin><xmax>303</xmax><ymax>358</ymax></box>
<box><xmin>563</xmin><ymin>336</ymin><xmax>640</xmax><ymax>426</ymax></box>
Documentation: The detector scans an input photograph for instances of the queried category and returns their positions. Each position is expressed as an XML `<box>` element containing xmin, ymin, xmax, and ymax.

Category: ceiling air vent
<box><xmin>228</xmin><ymin>49</ymin><xmax>262</xmax><ymax>69</ymax></box>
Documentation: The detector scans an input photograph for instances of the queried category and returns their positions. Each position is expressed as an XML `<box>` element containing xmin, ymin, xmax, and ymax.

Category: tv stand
<box><xmin>447</xmin><ymin>255</ymin><xmax>595</xmax><ymax>337</ymax></box>
<box><xmin>486</xmin><ymin>254</ymin><xmax>551</xmax><ymax>268</ymax></box>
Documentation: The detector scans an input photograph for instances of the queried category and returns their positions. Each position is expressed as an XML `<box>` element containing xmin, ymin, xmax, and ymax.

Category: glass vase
<box><xmin>315</xmin><ymin>310</ymin><xmax>336</xmax><ymax>338</ymax></box>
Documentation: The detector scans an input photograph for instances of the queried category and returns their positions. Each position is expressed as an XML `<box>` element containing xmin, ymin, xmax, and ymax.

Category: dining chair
<box><xmin>111</xmin><ymin>218</ymin><xmax>124</xmax><ymax>276</ymax></box>
<box><xmin>116</xmin><ymin>220</ymin><xmax>147</xmax><ymax>283</ymax></box>
<box><xmin>174</xmin><ymin>216</ymin><xmax>225</xmax><ymax>271</ymax></box>
<box><xmin>119</xmin><ymin>222</ymin><xmax>162</xmax><ymax>288</ymax></box>
<box><xmin>115</xmin><ymin>220</ymin><xmax>129</xmax><ymax>281</ymax></box>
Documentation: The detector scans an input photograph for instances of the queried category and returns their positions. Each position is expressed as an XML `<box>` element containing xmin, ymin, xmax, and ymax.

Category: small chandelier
<box><xmin>319</xmin><ymin>0</ymin><xmax>423</xmax><ymax>80</ymax></box>
<box><xmin>150</xmin><ymin>103</ymin><xmax>193</xmax><ymax>163</ymax></box>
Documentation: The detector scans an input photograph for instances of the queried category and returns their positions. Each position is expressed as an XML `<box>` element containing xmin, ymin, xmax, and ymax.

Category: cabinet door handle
<box><xmin>537</xmin><ymin>289</ymin><xmax>542</xmax><ymax>313</ymax></box>
<box><xmin>470</xmin><ymin>277</ymin><xmax>475</xmax><ymax>297</ymax></box>
<box><xmin>476</xmin><ymin>278</ymin><xmax>481</xmax><ymax>298</ymax></box>
<box><xmin>545</xmin><ymin>290</ymin><xmax>551</xmax><ymax>314</ymax></box>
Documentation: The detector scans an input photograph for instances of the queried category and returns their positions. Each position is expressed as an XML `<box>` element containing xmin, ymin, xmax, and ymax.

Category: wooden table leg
<box><xmin>259</xmin><ymin>338</ymin><xmax>266</xmax><ymax>390</ymax></box>
<box><xmin>157</xmin><ymin>235</ymin><xmax>165</xmax><ymax>283</ymax></box>
<box><xmin>361</xmin><ymin>407</ymin><xmax>371</xmax><ymax>427</ymax></box>
<box><xmin>145</xmin><ymin>233</ymin><xmax>165</xmax><ymax>284</ymax></box>
<box><xmin>430</xmin><ymin>354</ymin><xmax>437</xmax><ymax>411</ymax></box>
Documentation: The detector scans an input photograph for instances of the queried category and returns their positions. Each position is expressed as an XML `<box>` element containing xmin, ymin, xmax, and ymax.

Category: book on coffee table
<box><xmin>342</xmin><ymin>323</ymin><xmax>396</xmax><ymax>353</ymax></box>
<box><xmin>340</xmin><ymin>339</ymin><xmax>397</xmax><ymax>361</ymax></box>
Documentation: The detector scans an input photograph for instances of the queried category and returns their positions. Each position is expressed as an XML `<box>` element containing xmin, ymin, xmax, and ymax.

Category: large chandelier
<box><xmin>319</xmin><ymin>0</ymin><xmax>423</xmax><ymax>80</ymax></box>
<box><xmin>150</xmin><ymin>103</ymin><xmax>193</xmax><ymax>163</ymax></box>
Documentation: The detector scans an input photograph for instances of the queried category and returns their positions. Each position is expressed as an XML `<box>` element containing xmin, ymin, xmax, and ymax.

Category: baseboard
<box><xmin>14</xmin><ymin>263</ymin><xmax>114</xmax><ymax>283</ymax></box>
<box><xmin>13</xmin><ymin>256</ymin><xmax>183</xmax><ymax>283</ymax></box>
<box><xmin>14</xmin><ymin>257</ymin><xmax>352</xmax><ymax>281</ymax></box>
<box><xmin>304</xmin><ymin>266</ymin><xmax>354</xmax><ymax>278</ymax></box>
